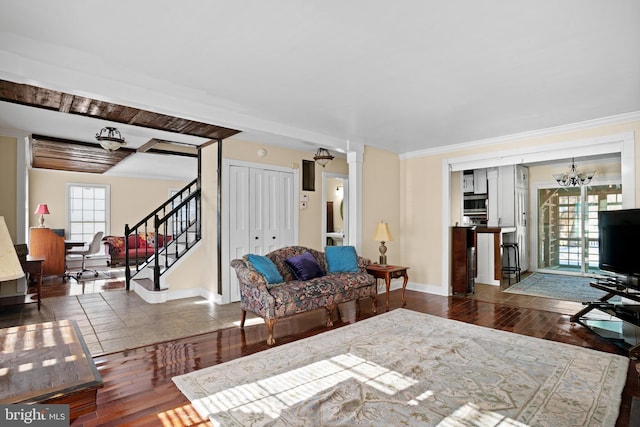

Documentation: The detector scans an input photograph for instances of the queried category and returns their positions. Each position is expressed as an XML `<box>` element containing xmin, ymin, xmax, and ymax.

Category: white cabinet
<box><xmin>516</xmin><ymin>165</ymin><xmax>529</xmax><ymax>189</ymax></box>
<box><xmin>475</xmin><ymin>233</ymin><xmax>498</xmax><ymax>286</ymax></box>
<box><xmin>473</xmin><ymin>169</ymin><xmax>487</xmax><ymax>194</ymax></box>
<box><xmin>496</xmin><ymin>165</ymin><xmax>529</xmax><ymax>271</ymax></box>
<box><xmin>463</xmin><ymin>169</ymin><xmax>488</xmax><ymax>194</ymax></box>
<box><xmin>462</xmin><ymin>174</ymin><xmax>474</xmax><ymax>193</ymax></box>
<box><xmin>486</xmin><ymin>168</ymin><xmax>499</xmax><ymax>226</ymax></box>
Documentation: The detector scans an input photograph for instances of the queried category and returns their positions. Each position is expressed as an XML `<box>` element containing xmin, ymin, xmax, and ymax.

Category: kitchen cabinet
<box><xmin>462</xmin><ymin>169</ymin><xmax>488</xmax><ymax>194</ymax></box>
<box><xmin>493</xmin><ymin>165</ymin><xmax>529</xmax><ymax>271</ymax></box>
<box><xmin>486</xmin><ymin>168</ymin><xmax>499</xmax><ymax>226</ymax></box>
<box><xmin>462</xmin><ymin>173</ymin><xmax>474</xmax><ymax>193</ymax></box>
<box><xmin>473</xmin><ymin>169</ymin><xmax>487</xmax><ymax>194</ymax></box>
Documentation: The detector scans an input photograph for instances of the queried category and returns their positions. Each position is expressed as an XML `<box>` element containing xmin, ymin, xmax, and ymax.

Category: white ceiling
<box><xmin>1</xmin><ymin>1</ymin><xmax>639</xmax><ymax>171</ymax></box>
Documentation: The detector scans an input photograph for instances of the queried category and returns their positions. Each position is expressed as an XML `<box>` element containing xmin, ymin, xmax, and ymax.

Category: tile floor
<box><xmin>0</xmin><ymin>269</ymin><xmax>591</xmax><ymax>357</ymax></box>
<box><xmin>0</xmin><ymin>282</ymin><xmax>243</xmax><ymax>356</ymax></box>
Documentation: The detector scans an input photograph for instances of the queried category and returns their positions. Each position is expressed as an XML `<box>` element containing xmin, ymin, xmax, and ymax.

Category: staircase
<box><xmin>124</xmin><ymin>178</ymin><xmax>201</xmax><ymax>301</ymax></box>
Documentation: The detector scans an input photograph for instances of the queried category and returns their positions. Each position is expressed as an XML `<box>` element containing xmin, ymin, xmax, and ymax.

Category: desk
<box><xmin>21</xmin><ymin>256</ymin><xmax>44</xmax><ymax>311</ymax></box>
<box><xmin>366</xmin><ymin>265</ymin><xmax>409</xmax><ymax>309</ymax></box>
<box><xmin>0</xmin><ymin>320</ymin><xmax>103</xmax><ymax>420</ymax></box>
<box><xmin>30</xmin><ymin>227</ymin><xmax>65</xmax><ymax>276</ymax></box>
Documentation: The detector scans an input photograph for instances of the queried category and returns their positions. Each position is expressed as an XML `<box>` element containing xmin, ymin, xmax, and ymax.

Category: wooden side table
<box><xmin>0</xmin><ymin>319</ymin><xmax>103</xmax><ymax>420</ymax></box>
<box><xmin>366</xmin><ymin>264</ymin><xmax>409</xmax><ymax>309</ymax></box>
<box><xmin>21</xmin><ymin>255</ymin><xmax>45</xmax><ymax>311</ymax></box>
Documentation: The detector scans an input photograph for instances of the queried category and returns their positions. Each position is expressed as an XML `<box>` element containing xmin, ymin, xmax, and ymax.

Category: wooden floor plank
<box><xmin>14</xmin><ymin>277</ymin><xmax>637</xmax><ymax>426</ymax></box>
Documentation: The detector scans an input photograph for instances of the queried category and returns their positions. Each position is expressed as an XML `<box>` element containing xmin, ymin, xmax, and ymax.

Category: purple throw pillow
<box><xmin>285</xmin><ymin>251</ymin><xmax>325</xmax><ymax>281</ymax></box>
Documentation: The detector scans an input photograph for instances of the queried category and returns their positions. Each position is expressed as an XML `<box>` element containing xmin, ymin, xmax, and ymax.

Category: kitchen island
<box><xmin>475</xmin><ymin>226</ymin><xmax>516</xmax><ymax>286</ymax></box>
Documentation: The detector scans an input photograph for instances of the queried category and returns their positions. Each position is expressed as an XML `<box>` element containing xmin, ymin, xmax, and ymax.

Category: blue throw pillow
<box><xmin>325</xmin><ymin>246</ymin><xmax>359</xmax><ymax>273</ymax></box>
<box><xmin>285</xmin><ymin>251</ymin><xmax>325</xmax><ymax>281</ymax></box>
<box><xmin>247</xmin><ymin>254</ymin><xmax>283</xmax><ymax>284</ymax></box>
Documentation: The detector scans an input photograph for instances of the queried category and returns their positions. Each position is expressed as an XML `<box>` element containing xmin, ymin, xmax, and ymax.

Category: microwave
<box><xmin>463</xmin><ymin>194</ymin><xmax>487</xmax><ymax>216</ymax></box>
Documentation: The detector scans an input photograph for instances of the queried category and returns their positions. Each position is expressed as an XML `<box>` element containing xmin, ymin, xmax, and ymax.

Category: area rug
<box><xmin>74</xmin><ymin>267</ymin><xmax>125</xmax><ymax>282</ymax></box>
<box><xmin>172</xmin><ymin>309</ymin><xmax>628</xmax><ymax>426</ymax></box>
<box><xmin>504</xmin><ymin>272</ymin><xmax>619</xmax><ymax>302</ymax></box>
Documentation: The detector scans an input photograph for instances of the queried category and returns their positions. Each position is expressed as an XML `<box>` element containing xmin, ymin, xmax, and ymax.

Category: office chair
<box><xmin>66</xmin><ymin>231</ymin><xmax>104</xmax><ymax>280</ymax></box>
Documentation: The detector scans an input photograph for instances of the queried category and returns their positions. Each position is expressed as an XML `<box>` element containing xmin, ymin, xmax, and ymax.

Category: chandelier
<box><xmin>95</xmin><ymin>126</ymin><xmax>126</xmax><ymax>152</ymax></box>
<box><xmin>313</xmin><ymin>148</ymin><xmax>334</xmax><ymax>167</ymax></box>
<box><xmin>553</xmin><ymin>158</ymin><xmax>596</xmax><ymax>187</ymax></box>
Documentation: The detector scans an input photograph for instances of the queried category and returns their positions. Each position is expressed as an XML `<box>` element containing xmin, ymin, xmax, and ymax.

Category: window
<box><xmin>67</xmin><ymin>184</ymin><xmax>109</xmax><ymax>242</ymax></box>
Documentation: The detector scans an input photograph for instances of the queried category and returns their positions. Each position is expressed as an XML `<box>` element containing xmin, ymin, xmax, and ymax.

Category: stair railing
<box><xmin>124</xmin><ymin>178</ymin><xmax>201</xmax><ymax>290</ymax></box>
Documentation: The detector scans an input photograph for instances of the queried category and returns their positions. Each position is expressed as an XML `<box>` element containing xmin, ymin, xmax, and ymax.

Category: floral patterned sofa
<box><xmin>102</xmin><ymin>233</ymin><xmax>171</xmax><ymax>266</ymax></box>
<box><xmin>230</xmin><ymin>246</ymin><xmax>377</xmax><ymax>345</ymax></box>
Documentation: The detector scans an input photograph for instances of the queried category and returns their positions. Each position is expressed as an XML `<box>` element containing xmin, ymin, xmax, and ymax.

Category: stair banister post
<box><xmin>124</xmin><ymin>223</ymin><xmax>131</xmax><ymax>291</ymax></box>
<box><xmin>153</xmin><ymin>215</ymin><xmax>161</xmax><ymax>291</ymax></box>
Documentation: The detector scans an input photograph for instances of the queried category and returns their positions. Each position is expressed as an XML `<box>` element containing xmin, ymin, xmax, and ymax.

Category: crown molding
<box><xmin>400</xmin><ymin>111</ymin><xmax>640</xmax><ymax>160</ymax></box>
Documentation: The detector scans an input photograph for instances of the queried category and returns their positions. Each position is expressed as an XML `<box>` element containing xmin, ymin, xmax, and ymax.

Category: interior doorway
<box><xmin>323</xmin><ymin>173</ymin><xmax>348</xmax><ymax>248</ymax></box>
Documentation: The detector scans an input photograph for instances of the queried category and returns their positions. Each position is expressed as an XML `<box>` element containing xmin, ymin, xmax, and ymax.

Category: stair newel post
<box><xmin>153</xmin><ymin>214</ymin><xmax>161</xmax><ymax>291</ymax></box>
<box><xmin>124</xmin><ymin>224</ymin><xmax>131</xmax><ymax>291</ymax></box>
<box><xmin>196</xmin><ymin>190</ymin><xmax>201</xmax><ymax>241</ymax></box>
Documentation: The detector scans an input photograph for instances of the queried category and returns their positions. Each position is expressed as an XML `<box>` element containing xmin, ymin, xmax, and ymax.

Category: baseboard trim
<box><xmin>133</xmin><ymin>282</ymin><xmax>168</xmax><ymax>304</ymax></box>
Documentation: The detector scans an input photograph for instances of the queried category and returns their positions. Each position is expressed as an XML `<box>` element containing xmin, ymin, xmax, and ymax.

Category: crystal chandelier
<box><xmin>95</xmin><ymin>126</ymin><xmax>126</xmax><ymax>152</ymax></box>
<box><xmin>553</xmin><ymin>158</ymin><xmax>596</xmax><ymax>187</ymax></box>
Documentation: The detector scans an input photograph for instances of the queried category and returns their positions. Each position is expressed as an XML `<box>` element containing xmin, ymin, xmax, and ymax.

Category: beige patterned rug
<box><xmin>172</xmin><ymin>309</ymin><xmax>628</xmax><ymax>426</ymax></box>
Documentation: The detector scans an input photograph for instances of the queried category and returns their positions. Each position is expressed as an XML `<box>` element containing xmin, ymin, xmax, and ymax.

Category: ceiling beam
<box><xmin>0</xmin><ymin>79</ymin><xmax>242</xmax><ymax>140</ymax></box>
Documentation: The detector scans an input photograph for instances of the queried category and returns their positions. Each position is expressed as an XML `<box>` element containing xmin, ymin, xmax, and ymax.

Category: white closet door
<box><xmin>278</xmin><ymin>171</ymin><xmax>295</xmax><ymax>247</ymax></box>
<box><xmin>249</xmin><ymin>168</ymin><xmax>268</xmax><ymax>255</ymax></box>
<box><xmin>263</xmin><ymin>170</ymin><xmax>280</xmax><ymax>253</ymax></box>
<box><xmin>229</xmin><ymin>166</ymin><xmax>296</xmax><ymax>303</ymax></box>
<box><xmin>229</xmin><ymin>166</ymin><xmax>250</xmax><ymax>303</ymax></box>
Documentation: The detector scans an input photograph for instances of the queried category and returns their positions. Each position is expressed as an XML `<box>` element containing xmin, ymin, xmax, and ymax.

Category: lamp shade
<box><xmin>373</xmin><ymin>222</ymin><xmax>393</xmax><ymax>242</ymax></box>
<box><xmin>34</xmin><ymin>203</ymin><xmax>50</xmax><ymax>227</ymax></box>
<box><xmin>0</xmin><ymin>216</ymin><xmax>25</xmax><ymax>281</ymax></box>
<box><xmin>34</xmin><ymin>204</ymin><xmax>50</xmax><ymax>215</ymax></box>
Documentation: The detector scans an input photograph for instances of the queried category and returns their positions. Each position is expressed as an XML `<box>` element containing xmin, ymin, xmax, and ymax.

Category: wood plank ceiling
<box><xmin>31</xmin><ymin>135</ymin><xmax>133</xmax><ymax>174</ymax></box>
<box><xmin>0</xmin><ymin>80</ymin><xmax>242</xmax><ymax>173</ymax></box>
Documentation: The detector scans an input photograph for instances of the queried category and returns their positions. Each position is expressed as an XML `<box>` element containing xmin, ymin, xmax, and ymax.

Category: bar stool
<box><xmin>501</xmin><ymin>243</ymin><xmax>521</xmax><ymax>286</ymax></box>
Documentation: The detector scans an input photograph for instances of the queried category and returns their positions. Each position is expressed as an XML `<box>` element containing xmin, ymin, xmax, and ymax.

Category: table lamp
<box><xmin>373</xmin><ymin>222</ymin><xmax>393</xmax><ymax>265</ymax></box>
<box><xmin>34</xmin><ymin>204</ymin><xmax>50</xmax><ymax>228</ymax></box>
<box><xmin>0</xmin><ymin>216</ymin><xmax>25</xmax><ymax>281</ymax></box>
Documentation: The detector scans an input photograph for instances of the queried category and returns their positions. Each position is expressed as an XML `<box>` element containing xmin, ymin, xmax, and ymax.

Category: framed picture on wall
<box><xmin>302</xmin><ymin>160</ymin><xmax>315</xmax><ymax>191</ymax></box>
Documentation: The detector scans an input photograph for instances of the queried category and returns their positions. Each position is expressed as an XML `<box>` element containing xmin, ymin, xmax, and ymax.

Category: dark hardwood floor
<box><xmin>56</xmin><ymin>284</ymin><xmax>640</xmax><ymax>427</ymax></box>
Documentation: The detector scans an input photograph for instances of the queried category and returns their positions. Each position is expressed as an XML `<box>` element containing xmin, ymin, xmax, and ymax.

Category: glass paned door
<box><xmin>537</xmin><ymin>184</ymin><xmax>621</xmax><ymax>275</ymax></box>
<box><xmin>585</xmin><ymin>186</ymin><xmax>622</xmax><ymax>273</ymax></box>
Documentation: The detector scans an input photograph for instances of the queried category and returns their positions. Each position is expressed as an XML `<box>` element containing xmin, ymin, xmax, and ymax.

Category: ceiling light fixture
<box><xmin>95</xmin><ymin>126</ymin><xmax>126</xmax><ymax>152</ymax></box>
<box><xmin>553</xmin><ymin>158</ymin><xmax>596</xmax><ymax>187</ymax></box>
<box><xmin>313</xmin><ymin>148</ymin><xmax>334</xmax><ymax>167</ymax></box>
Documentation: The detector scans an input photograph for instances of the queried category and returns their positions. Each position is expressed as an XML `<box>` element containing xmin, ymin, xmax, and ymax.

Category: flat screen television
<box><xmin>598</xmin><ymin>209</ymin><xmax>640</xmax><ymax>282</ymax></box>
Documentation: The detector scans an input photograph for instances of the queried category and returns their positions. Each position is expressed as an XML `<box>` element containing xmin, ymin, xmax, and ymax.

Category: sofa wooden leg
<box><xmin>240</xmin><ymin>309</ymin><xmax>247</xmax><ymax>328</ymax></box>
<box><xmin>265</xmin><ymin>318</ymin><xmax>277</xmax><ymax>345</ymax></box>
<box><xmin>326</xmin><ymin>304</ymin><xmax>336</xmax><ymax>327</ymax></box>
